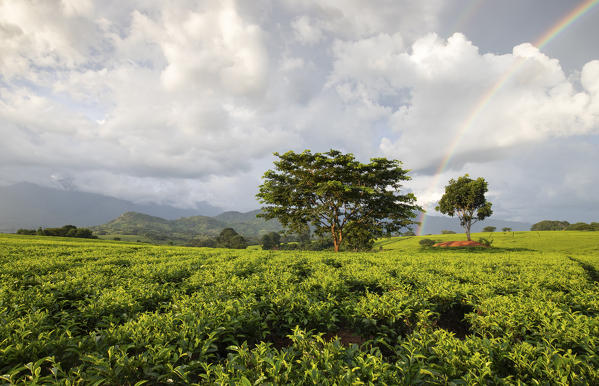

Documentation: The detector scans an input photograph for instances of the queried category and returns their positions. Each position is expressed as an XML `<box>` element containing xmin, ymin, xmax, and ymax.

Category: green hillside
<box><xmin>92</xmin><ymin>211</ymin><xmax>282</xmax><ymax>244</ymax></box>
<box><xmin>1</xmin><ymin>232</ymin><xmax>598</xmax><ymax>384</ymax></box>
<box><xmin>376</xmin><ymin>230</ymin><xmax>599</xmax><ymax>255</ymax></box>
<box><xmin>213</xmin><ymin>209</ymin><xmax>282</xmax><ymax>235</ymax></box>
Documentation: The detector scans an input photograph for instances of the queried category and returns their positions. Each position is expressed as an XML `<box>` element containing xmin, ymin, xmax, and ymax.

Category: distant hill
<box><xmin>93</xmin><ymin>209</ymin><xmax>528</xmax><ymax>244</ymax></box>
<box><xmin>92</xmin><ymin>211</ymin><xmax>282</xmax><ymax>243</ymax></box>
<box><xmin>0</xmin><ymin>182</ymin><xmax>531</xmax><ymax>240</ymax></box>
<box><xmin>213</xmin><ymin>210</ymin><xmax>282</xmax><ymax>235</ymax></box>
<box><xmin>0</xmin><ymin>182</ymin><xmax>222</xmax><ymax>232</ymax></box>
<box><xmin>417</xmin><ymin>213</ymin><xmax>531</xmax><ymax>235</ymax></box>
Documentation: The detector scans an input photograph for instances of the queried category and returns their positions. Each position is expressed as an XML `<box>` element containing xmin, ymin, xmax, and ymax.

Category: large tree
<box><xmin>435</xmin><ymin>175</ymin><xmax>493</xmax><ymax>241</ymax></box>
<box><xmin>256</xmin><ymin>149</ymin><xmax>421</xmax><ymax>252</ymax></box>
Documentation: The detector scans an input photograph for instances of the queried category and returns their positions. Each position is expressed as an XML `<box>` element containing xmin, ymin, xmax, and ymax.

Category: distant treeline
<box><xmin>16</xmin><ymin>225</ymin><xmax>98</xmax><ymax>239</ymax></box>
<box><xmin>187</xmin><ymin>228</ymin><xmax>347</xmax><ymax>251</ymax></box>
<box><xmin>531</xmin><ymin>220</ymin><xmax>599</xmax><ymax>231</ymax></box>
<box><xmin>188</xmin><ymin>228</ymin><xmax>248</xmax><ymax>249</ymax></box>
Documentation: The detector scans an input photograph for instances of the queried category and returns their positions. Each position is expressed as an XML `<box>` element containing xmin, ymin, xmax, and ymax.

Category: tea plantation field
<box><xmin>1</xmin><ymin>232</ymin><xmax>598</xmax><ymax>384</ymax></box>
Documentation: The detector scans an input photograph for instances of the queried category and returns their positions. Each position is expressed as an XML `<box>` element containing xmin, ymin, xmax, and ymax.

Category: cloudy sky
<box><xmin>1</xmin><ymin>0</ymin><xmax>598</xmax><ymax>222</ymax></box>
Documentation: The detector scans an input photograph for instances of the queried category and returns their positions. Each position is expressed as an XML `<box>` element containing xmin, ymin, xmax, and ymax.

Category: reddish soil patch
<box><xmin>433</xmin><ymin>240</ymin><xmax>488</xmax><ymax>248</ymax></box>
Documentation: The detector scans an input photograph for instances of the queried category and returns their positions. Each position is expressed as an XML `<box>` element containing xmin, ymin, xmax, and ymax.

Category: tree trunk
<box><xmin>331</xmin><ymin>224</ymin><xmax>340</xmax><ymax>252</ymax></box>
<box><xmin>465</xmin><ymin>222</ymin><xmax>471</xmax><ymax>241</ymax></box>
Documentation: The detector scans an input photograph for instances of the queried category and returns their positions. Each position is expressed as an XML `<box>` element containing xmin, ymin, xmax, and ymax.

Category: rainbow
<box><xmin>416</xmin><ymin>0</ymin><xmax>599</xmax><ymax>235</ymax></box>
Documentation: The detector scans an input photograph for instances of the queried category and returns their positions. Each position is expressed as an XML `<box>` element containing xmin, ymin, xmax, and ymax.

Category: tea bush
<box><xmin>1</xmin><ymin>233</ymin><xmax>597</xmax><ymax>384</ymax></box>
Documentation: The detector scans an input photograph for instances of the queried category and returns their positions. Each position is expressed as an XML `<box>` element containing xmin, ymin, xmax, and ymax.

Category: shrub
<box><xmin>279</xmin><ymin>242</ymin><xmax>298</xmax><ymax>250</ymax></box>
<box><xmin>261</xmin><ymin>232</ymin><xmax>281</xmax><ymax>250</ymax></box>
<box><xmin>419</xmin><ymin>238</ymin><xmax>436</xmax><ymax>247</ymax></box>
<box><xmin>478</xmin><ymin>237</ymin><xmax>493</xmax><ymax>247</ymax></box>
<box><xmin>16</xmin><ymin>229</ymin><xmax>36</xmax><ymax>235</ymax></box>
<box><xmin>483</xmin><ymin>226</ymin><xmax>496</xmax><ymax>232</ymax></box>
<box><xmin>441</xmin><ymin>230</ymin><xmax>456</xmax><ymax>234</ymax></box>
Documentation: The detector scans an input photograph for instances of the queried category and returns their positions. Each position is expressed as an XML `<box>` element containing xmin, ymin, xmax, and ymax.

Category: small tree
<box><xmin>216</xmin><ymin>228</ymin><xmax>247</xmax><ymax>249</ymax></box>
<box><xmin>436</xmin><ymin>175</ymin><xmax>492</xmax><ymax>241</ymax></box>
<box><xmin>257</xmin><ymin>149</ymin><xmax>421</xmax><ymax>252</ymax></box>
<box><xmin>483</xmin><ymin>226</ymin><xmax>496</xmax><ymax>233</ymax></box>
<box><xmin>261</xmin><ymin>232</ymin><xmax>281</xmax><ymax>250</ymax></box>
<box><xmin>502</xmin><ymin>227</ymin><xmax>512</xmax><ymax>232</ymax></box>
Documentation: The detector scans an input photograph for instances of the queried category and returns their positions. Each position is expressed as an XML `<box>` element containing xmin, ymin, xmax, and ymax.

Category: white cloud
<box><xmin>282</xmin><ymin>0</ymin><xmax>444</xmax><ymax>41</ymax></box>
<box><xmin>0</xmin><ymin>0</ymin><xmax>106</xmax><ymax>78</ymax></box>
<box><xmin>0</xmin><ymin>1</ymin><xmax>309</xmax><ymax>209</ymax></box>
<box><xmin>292</xmin><ymin>16</ymin><xmax>323</xmax><ymax>45</ymax></box>
<box><xmin>1</xmin><ymin>1</ymin><xmax>598</xmax><ymax>219</ymax></box>
<box><xmin>326</xmin><ymin>33</ymin><xmax>599</xmax><ymax>171</ymax></box>
<box><xmin>158</xmin><ymin>3</ymin><xmax>269</xmax><ymax>96</ymax></box>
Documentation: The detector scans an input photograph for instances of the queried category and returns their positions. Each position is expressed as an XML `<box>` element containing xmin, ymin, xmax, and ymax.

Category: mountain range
<box><xmin>0</xmin><ymin>182</ymin><xmax>221</xmax><ymax>232</ymax></box>
<box><xmin>0</xmin><ymin>182</ymin><xmax>531</xmax><ymax>239</ymax></box>
<box><xmin>92</xmin><ymin>210</ymin><xmax>281</xmax><ymax>243</ymax></box>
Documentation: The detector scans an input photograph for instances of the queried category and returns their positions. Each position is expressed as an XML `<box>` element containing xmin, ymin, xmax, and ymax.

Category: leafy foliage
<box><xmin>260</xmin><ymin>232</ymin><xmax>281</xmax><ymax>250</ymax></box>
<box><xmin>565</xmin><ymin>222</ymin><xmax>597</xmax><ymax>231</ymax></box>
<box><xmin>418</xmin><ymin>238</ymin><xmax>436</xmax><ymax>247</ymax></box>
<box><xmin>342</xmin><ymin>221</ymin><xmax>376</xmax><ymax>251</ymax></box>
<box><xmin>530</xmin><ymin>221</ymin><xmax>599</xmax><ymax>232</ymax></box>
<box><xmin>483</xmin><ymin>226</ymin><xmax>496</xmax><ymax>232</ymax></box>
<box><xmin>17</xmin><ymin>225</ymin><xmax>97</xmax><ymax>239</ymax></box>
<box><xmin>188</xmin><ymin>228</ymin><xmax>248</xmax><ymax>249</ymax></box>
<box><xmin>216</xmin><ymin>228</ymin><xmax>248</xmax><ymax>249</ymax></box>
<box><xmin>477</xmin><ymin>237</ymin><xmax>493</xmax><ymax>247</ymax></box>
<box><xmin>257</xmin><ymin>149</ymin><xmax>421</xmax><ymax>252</ymax></box>
<box><xmin>531</xmin><ymin>220</ymin><xmax>570</xmax><ymax>231</ymax></box>
<box><xmin>436</xmin><ymin>175</ymin><xmax>493</xmax><ymax>241</ymax></box>
<box><xmin>1</xmin><ymin>232</ymin><xmax>598</xmax><ymax>384</ymax></box>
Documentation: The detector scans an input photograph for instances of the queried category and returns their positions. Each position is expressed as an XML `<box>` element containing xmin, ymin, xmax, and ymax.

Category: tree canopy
<box><xmin>256</xmin><ymin>149</ymin><xmax>421</xmax><ymax>252</ymax></box>
<box><xmin>530</xmin><ymin>220</ymin><xmax>598</xmax><ymax>231</ymax></box>
<box><xmin>216</xmin><ymin>228</ymin><xmax>247</xmax><ymax>249</ymax></box>
<box><xmin>530</xmin><ymin>220</ymin><xmax>569</xmax><ymax>231</ymax></box>
<box><xmin>17</xmin><ymin>225</ymin><xmax>97</xmax><ymax>239</ymax></box>
<box><xmin>436</xmin><ymin>175</ymin><xmax>492</xmax><ymax>241</ymax></box>
<box><xmin>260</xmin><ymin>232</ymin><xmax>281</xmax><ymax>250</ymax></box>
